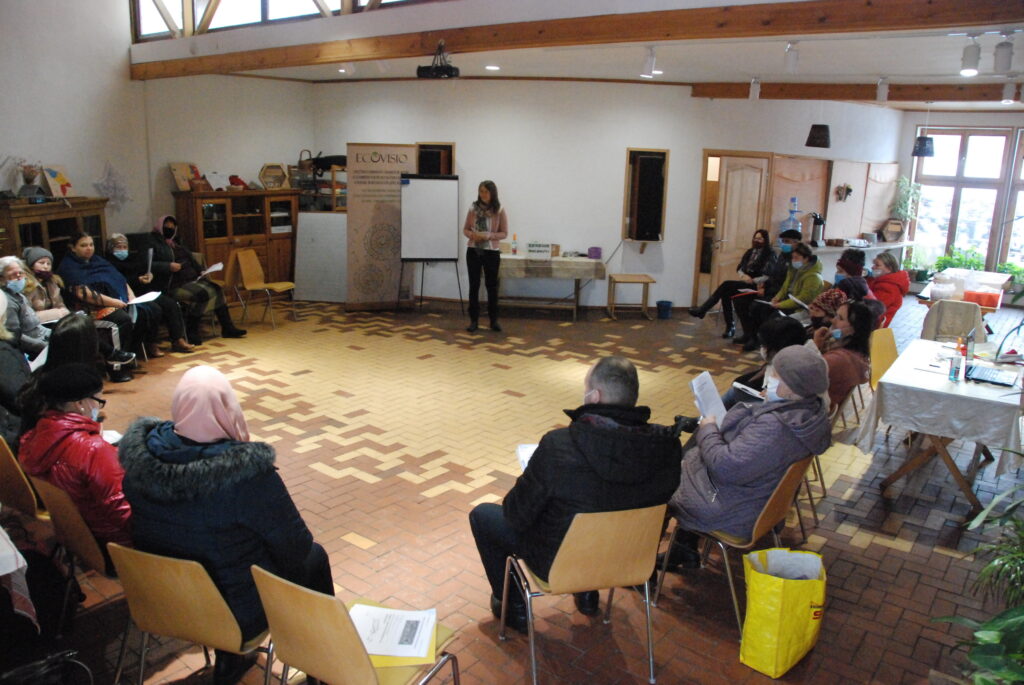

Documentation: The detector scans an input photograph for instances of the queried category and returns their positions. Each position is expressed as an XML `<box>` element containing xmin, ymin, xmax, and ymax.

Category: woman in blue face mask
<box><xmin>812</xmin><ymin>300</ymin><xmax>874</xmax><ymax>411</ymax></box>
<box><xmin>0</xmin><ymin>255</ymin><xmax>51</xmax><ymax>358</ymax></box>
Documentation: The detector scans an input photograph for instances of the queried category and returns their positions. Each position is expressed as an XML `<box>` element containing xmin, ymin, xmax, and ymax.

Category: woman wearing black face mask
<box><xmin>138</xmin><ymin>215</ymin><xmax>247</xmax><ymax>343</ymax></box>
<box><xmin>689</xmin><ymin>229</ymin><xmax>772</xmax><ymax>339</ymax></box>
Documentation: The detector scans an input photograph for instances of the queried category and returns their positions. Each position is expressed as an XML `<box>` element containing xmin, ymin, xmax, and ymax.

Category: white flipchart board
<box><xmin>400</xmin><ymin>175</ymin><xmax>459</xmax><ymax>260</ymax></box>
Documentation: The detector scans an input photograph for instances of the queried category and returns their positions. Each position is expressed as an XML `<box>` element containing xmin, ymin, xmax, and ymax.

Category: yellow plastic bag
<box><xmin>739</xmin><ymin>548</ymin><xmax>826</xmax><ymax>678</ymax></box>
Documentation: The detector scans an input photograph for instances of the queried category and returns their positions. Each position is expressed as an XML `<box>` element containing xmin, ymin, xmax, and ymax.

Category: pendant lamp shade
<box><xmin>805</xmin><ymin>124</ymin><xmax>831</xmax><ymax>148</ymax></box>
<box><xmin>912</xmin><ymin>136</ymin><xmax>935</xmax><ymax>157</ymax></box>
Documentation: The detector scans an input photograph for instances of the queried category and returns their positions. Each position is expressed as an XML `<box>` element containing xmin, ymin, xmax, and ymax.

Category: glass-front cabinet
<box><xmin>0</xmin><ymin>197</ymin><xmax>109</xmax><ymax>268</ymax></box>
<box><xmin>174</xmin><ymin>189</ymin><xmax>300</xmax><ymax>284</ymax></box>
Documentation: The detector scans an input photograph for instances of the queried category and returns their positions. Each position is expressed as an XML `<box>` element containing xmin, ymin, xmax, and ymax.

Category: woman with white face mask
<box><xmin>18</xmin><ymin>362</ymin><xmax>132</xmax><ymax>553</ymax></box>
<box><xmin>661</xmin><ymin>345</ymin><xmax>830</xmax><ymax>572</ymax></box>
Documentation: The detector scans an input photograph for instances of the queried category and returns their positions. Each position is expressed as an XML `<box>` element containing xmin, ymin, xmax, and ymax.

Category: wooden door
<box><xmin>713</xmin><ymin>156</ymin><xmax>769</xmax><ymax>286</ymax></box>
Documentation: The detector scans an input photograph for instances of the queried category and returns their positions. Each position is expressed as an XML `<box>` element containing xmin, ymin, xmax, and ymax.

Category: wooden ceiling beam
<box><xmin>131</xmin><ymin>0</ymin><xmax>1024</xmax><ymax>80</ymax></box>
<box><xmin>691</xmin><ymin>82</ymin><xmax>1008</xmax><ymax>102</ymax></box>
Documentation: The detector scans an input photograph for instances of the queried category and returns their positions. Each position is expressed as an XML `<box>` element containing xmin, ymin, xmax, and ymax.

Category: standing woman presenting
<box><xmin>463</xmin><ymin>180</ymin><xmax>508</xmax><ymax>332</ymax></box>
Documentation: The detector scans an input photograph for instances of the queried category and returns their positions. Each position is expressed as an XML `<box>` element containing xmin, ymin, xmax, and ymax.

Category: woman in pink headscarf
<box><xmin>118</xmin><ymin>366</ymin><xmax>333</xmax><ymax>685</ymax></box>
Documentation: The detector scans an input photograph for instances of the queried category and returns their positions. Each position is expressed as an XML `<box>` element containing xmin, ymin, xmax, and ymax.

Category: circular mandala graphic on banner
<box><xmin>365</xmin><ymin>223</ymin><xmax>399</xmax><ymax>260</ymax></box>
<box><xmin>355</xmin><ymin>263</ymin><xmax>386</xmax><ymax>296</ymax></box>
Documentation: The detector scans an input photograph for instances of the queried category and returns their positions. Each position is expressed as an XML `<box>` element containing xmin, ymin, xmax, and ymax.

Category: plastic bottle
<box><xmin>511</xmin><ymin>233</ymin><xmax>518</xmax><ymax>255</ymax></box>
<box><xmin>779</xmin><ymin>196</ymin><xmax>802</xmax><ymax>235</ymax></box>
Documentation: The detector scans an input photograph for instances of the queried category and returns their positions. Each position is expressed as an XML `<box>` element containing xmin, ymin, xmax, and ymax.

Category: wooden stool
<box><xmin>607</xmin><ymin>273</ymin><xmax>656</xmax><ymax>320</ymax></box>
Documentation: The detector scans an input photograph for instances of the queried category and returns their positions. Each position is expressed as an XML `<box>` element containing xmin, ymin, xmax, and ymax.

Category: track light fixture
<box><xmin>1002</xmin><ymin>81</ymin><xmax>1018</xmax><ymax>104</ymax></box>
<box><xmin>961</xmin><ymin>35</ymin><xmax>981</xmax><ymax>77</ymax></box>
<box><xmin>749</xmin><ymin>78</ymin><xmax>760</xmax><ymax>100</ymax></box>
<box><xmin>995</xmin><ymin>33</ymin><xmax>1015</xmax><ymax>74</ymax></box>
<box><xmin>876</xmin><ymin>77</ymin><xmax>889</xmax><ymax>103</ymax></box>
<box><xmin>641</xmin><ymin>47</ymin><xmax>656</xmax><ymax>79</ymax></box>
<box><xmin>784</xmin><ymin>42</ymin><xmax>799</xmax><ymax>74</ymax></box>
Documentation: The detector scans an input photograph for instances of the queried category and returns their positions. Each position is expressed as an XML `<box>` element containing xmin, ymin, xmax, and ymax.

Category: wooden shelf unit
<box><xmin>173</xmin><ymin>189</ymin><xmax>300</xmax><ymax>283</ymax></box>
<box><xmin>0</xmin><ymin>197</ymin><xmax>109</xmax><ymax>267</ymax></box>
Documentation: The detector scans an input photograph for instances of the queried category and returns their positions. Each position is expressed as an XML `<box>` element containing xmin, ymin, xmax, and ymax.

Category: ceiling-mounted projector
<box><xmin>417</xmin><ymin>40</ymin><xmax>459</xmax><ymax>79</ymax></box>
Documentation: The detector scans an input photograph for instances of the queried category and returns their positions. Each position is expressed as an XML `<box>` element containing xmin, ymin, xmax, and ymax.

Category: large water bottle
<box><xmin>779</xmin><ymin>196</ymin><xmax>802</xmax><ymax>235</ymax></box>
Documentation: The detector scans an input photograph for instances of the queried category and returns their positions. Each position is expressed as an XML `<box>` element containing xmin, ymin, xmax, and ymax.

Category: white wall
<box><xmin>314</xmin><ymin>80</ymin><xmax>903</xmax><ymax>306</ymax></box>
<box><xmin>143</xmin><ymin>75</ymin><xmax>315</xmax><ymax>220</ymax></box>
<box><xmin>0</xmin><ymin>0</ymin><xmax>151</xmax><ymax>234</ymax></box>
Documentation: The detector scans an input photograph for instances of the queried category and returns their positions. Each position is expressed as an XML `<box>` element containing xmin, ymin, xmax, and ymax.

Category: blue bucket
<box><xmin>656</xmin><ymin>300</ymin><xmax>673</xmax><ymax>319</ymax></box>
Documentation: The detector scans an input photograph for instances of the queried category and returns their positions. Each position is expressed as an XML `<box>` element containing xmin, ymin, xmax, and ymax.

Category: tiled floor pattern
<box><xmin>44</xmin><ymin>296</ymin><xmax>1024</xmax><ymax>684</ymax></box>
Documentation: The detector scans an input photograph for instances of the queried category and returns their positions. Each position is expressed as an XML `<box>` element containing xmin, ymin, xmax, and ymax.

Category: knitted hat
<box><xmin>837</xmin><ymin>249</ymin><xmax>866</xmax><ymax>276</ymax></box>
<box><xmin>810</xmin><ymin>288</ymin><xmax>847</xmax><ymax>317</ymax></box>
<box><xmin>771</xmin><ymin>345</ymin><xmax>828</xmax><ymax>399</ymax></box>
<box><xmin>22</xmin><ymin>246</ymin><xmax>53</xmax><ymax>270</ymax></box>
<box><xmin>38</xmin><ymin>362</ymin><xmax>104</xmax><ymax>405</ymax></box>
<box><xmin>779</xmin><ymin>229</ymin><xmax>803</xmax><ymax>240</ymax></box>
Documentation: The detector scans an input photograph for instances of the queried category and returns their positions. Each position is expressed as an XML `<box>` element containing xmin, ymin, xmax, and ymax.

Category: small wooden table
<box><xmin>607</xmin><ymin>274</ymin><xmax>656</xmax><ymax>320</ymax></box>
<box><xmin>499</xmin><ymin>256</ymin><xmax>606</xmax><ymax>322</ymax></box>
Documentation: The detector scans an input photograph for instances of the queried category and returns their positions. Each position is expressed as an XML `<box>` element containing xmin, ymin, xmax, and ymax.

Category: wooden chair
<box><xmin>29</xmin><ymin>477</ymin><xmax>113</xmax><ymax>635</ymax></box>
<box><xmin>251</xmin><ymin>566</ymin><xmax>460</xmax><ymax>685</ymax></box>
<box><xmin>0</xmin><ymin>437</ymin><xmax>47</xmax><ymax>520</ymax></box>
<box><xmin>869</xmin><ymin>327</ymin><xmax>898</xmax><ymax>391</ymax></box>
<box><xmin>234</xmin><ymin>248</ymin><xmax>296</xmax><ymax>329</ymax></box>
<box><xmin>107</xmin><ymin>543</ymin><xmax>274</xmax><ymax>685</ymax></box>
<box><xmin>501</xmin><ymin>504</ymin><xmax>666</xmax><ymax>685</ymax></box>
<box><xmin>654</xmin><ymin>456</ymin><xmax>814</xmax><ymax>634</ymax></box>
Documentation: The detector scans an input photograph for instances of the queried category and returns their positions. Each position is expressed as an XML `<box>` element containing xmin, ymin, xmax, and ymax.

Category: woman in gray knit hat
<box><xmin>662</xmin><ymin>344</ymin><xmax>831</xmax><ymax>571</ymax></box>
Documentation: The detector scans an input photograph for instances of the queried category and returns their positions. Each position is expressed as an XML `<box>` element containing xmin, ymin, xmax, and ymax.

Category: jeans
<box><xmin>466</xmin><ymin>248</ymin><xmax>500</xmax><ymax>324</ymax></box>
<box><xmin>468</xmin><ymin>502</ymin><xmax>525</xmax><ymax>607</ymax></box>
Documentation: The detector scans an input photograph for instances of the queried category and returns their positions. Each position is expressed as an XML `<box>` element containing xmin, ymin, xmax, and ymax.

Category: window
<box><xmin>1000</xmin><ymin>129</ymin><xmax>1024</xmax><ymax>267</ymax></box>
<box><xmin>622</xmin><ymin>149</ymin><xmax>668</xmax><ymax>242</ymax></box>
<box><xmin>912</xmin><ymin>127</ymin><xmax>1013</xmax><ymax>268</ymax></box>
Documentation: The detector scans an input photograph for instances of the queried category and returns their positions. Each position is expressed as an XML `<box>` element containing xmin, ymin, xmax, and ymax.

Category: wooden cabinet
<box><xmin>0</xmin><ymin>197</ymin><xmax>108</xmax><ymax>267</ymax></box>
<box><xmin>173</xmin><ymin>189</ymin><xmax>300</xmax><ymax>282</ymax></box>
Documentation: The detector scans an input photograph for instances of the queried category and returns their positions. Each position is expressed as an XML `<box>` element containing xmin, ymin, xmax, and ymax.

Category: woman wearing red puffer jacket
<box><xmin>867</xmin><ymin>253</ymin><xmax>910</xmax><ymax>328</ymax></box>
<box><xmin>19</xmin><ymin>363</ymin><xmax>132</xmax><ymax>548</ymax></box>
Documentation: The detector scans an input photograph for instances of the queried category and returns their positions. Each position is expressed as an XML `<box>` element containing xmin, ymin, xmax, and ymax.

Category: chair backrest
<box><xmin>546</xmin><ymin>503</ymin><xmax>667</xmax><ymax>594</ymax></box>
<box><xmin>107</xmin><ymin>543</ymin><xmax>245</xmax><ymax>652</ymax></box>
<box><xmin>921</xmin><ymin>299</ymin><xmax>986</xmax><ymax>343</ymax></box>
<box><xmin>869</xmin><ymin>327</ymin><xmax>898</xmax><ymax>390</ymax></box>
<box><xmin>236</xmin><ymin>248</ymin><xmax>267</xmax><ymax>290</ymax></box>
<box><xmin>251</xmin><ymin>565</ymin><xmax>377</xmax><ymax>685</ymax></box>
<box><xmin>0</xmin><ymin>437</ymin><xmax>41</xmax><ymax>518</ymax></box>
<box><xmin>746</xmin><ymin>456</ymin><xmax>815</xmax><ymax>547</ymax></box>
<box><xmin>30</xmin><ymin>477</ymin><xmax>107</xmax><ymax>575</ymax></box>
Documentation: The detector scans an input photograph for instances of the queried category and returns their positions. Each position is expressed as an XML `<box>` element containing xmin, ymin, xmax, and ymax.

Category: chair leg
<box><xmin>717</xmin><ymin>542</ymin><xmax>744</xmax><ymax>635</ymax></box>
<box><xmin>57</xmin><ymin>551</ymin><xmax>78</xmax><ymax>638</ymax></box>
<box><xmin>280</xmin><ymin>663</ymin><xmax>289</xmax><ymax>685</ymax></box>
<box><xmin>771</xmin><ymin>529</ymin><xmax>782</xmax><ymax>547</ymax></box>
<box><xmin>653</xmin><ymin>524</ymin><xmax>678</xmax><ymax>608</ymax></box>
<box><xmin>803</xmin><ymin>477</ymin><xmax>820</xmax><ymax>526</ymax></box>
<box><xmin>417</xmin><ymin>652</ymin><xmax>461</xmax><ymax>685</ymax></box>
<box><xmin>137</xmin><ymin>631</ymin><xmax>149</xmax><ymax>685</ymax></box>
<box><xmin>235</xmin><ymin>286</ymin><xmax>249</xmax><ymax>323</ymax></box>
<box><xmin>643</xmin><ymin>581</ymin><xmax>656</xmax><ymax>684</ymax></box>
<box><xmin>112</xmin><ymin>620</ymin><xmax>132</xmax><ymax>685</ymax></box>
<box><xmin>290</xmin><ymin>290</ymin><xmax>298</xmax><ymax>322</ymax></box>
<box><xmin>203</xmin><ymin>646</ymin><xmax>212</xmax><ymax>668</ymax></box>
<box><xmin>261</xmin><ymin>289</ymin><xmax>274</xmax><ymax>326</ymax></box>
<box><xmin>500</xmin><ymin>555</ymin><xmax>541</xmax><ymax>685</ymax></box>
<box><xmin>603</xmin><ymin>587</ymin><xmax>616</xmax><ymax>624</ymax></box>
<box><xmin>794</xmin><ymin>492</ymin><xmax>808</xmax><ymax>543</ymax></box>
<box><xmin>263</xmin><ymin>641</ymin><xmax>275</xmax><ymax>685</ymax></box>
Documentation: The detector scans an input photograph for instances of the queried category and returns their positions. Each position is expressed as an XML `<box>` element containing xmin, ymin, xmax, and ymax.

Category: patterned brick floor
<box><xmin>49</xmin><ymin>295</ymin><xmax>1024</xmax><ymax>684</ymax></box>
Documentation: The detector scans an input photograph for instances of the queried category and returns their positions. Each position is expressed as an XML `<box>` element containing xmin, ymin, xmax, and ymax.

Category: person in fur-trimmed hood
<box><xmin>118</xmin><ymin>365</ymin><xmax>333</xmax><ymax>685</ymax></box>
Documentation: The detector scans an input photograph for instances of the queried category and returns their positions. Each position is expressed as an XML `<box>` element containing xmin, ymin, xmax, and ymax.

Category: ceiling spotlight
<box><xmin>641</xmin><ymin>47</ymin><xmax>656</xmax><ymax>79</ymax></box>
<box><xmin>337</xmin><ymin>67</ymin><xmax>345</xmax><ymax>73</ymax></box>
<box><xmin>784</xmin><ymin>42</ymin><xmax>799</xmax><ymax>74</ymax></box>
<box><xmin>995</xmin><ymin>33</ymin><xmax>1014</xmax><ymax>73</ymax></box>
<box><xmin>961</xmin><ymin>36</ymin><xmax>981</xmax><ymax>77</ymax></box>
<box><xmin>1002</xmin><ymin>81</ymin><xmax>1018</xmax><ymax>104</ymax></box>
<box><xmin>337</xmin><ymin>62</ymin><xmax>354</xmax><ymax>74</ymax></box>
<box><xmin>485</xmin><ymin>65</ymin><xmax>500</xmax><ymax>71</ymax></box>
<box><xmin>749</xmin><ymin>77</ymin><xmax>761</xmax><ymax>100</ymax></box>
<box><xmin>876</xmin><ymin>77</ymin><xmax>889</xmax><ymax>103</ymax></box>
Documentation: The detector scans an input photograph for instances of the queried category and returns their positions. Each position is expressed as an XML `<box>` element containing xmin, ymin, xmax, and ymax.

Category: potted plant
<box><xmin>934</xmin><ymin>483</ymin><xmax>1024</xmax><ymax>684</ymax></box>
<box><xmin>890</xmin><ymin>175</ymin><xmax>922</xmax><ymax>231</ymax></box>
<box><xmin>934</xmin><ymin>248</ymin><xmax>986</xmax><ymax>272</ymax></box>
<box><xmin>903</xmin><ymin>252</ymin><xmax>933</xmax><ymax>283</ymax></box>
<box><xmin>997</xmin><ymin>262</ymin><xmax>1024</xmax><ymax>298</ymax></box>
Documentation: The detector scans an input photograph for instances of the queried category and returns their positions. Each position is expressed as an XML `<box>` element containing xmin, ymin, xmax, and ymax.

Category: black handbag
<box><xmin>0</xmin><ymin>650</ymin><xmax>92</xmax><ymax>685</ymax></box>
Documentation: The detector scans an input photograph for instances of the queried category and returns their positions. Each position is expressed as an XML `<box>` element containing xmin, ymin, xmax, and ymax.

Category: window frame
<box><xmin>912</xmin><ymin>126</ymin><xmax>1014</xmax><ymax>268</ymax></box>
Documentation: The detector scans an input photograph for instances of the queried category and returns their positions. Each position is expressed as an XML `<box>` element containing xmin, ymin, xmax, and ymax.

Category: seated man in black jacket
<box><xmin>468</xmin><ymin>356</ymin><xmax>682</xmax><ymax>633</ymax></box>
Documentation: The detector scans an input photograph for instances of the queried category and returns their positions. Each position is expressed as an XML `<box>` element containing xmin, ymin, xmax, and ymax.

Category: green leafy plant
<box><xmin>934</xmin><ymin>248</ymin><xmax>986</xmax><ymax>272</ymax></box>
<box><xmin>997</xmin><ymin>262</ymin><xmax>1024</xmax><ymax>285</ymax></box>
<box><xmin>891</xmin><ymin>175</ymin><xmax>923</xmax><ymax>223</ymax></box>
<box><xmin>934</xmin><ymin>483</ymin><xmax>1024</xmax><ymax>684</ymax></box>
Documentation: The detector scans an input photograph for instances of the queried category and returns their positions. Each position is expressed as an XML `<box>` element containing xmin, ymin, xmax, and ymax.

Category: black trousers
<box><xmin>468</xmin><ymin>502</ymin><xmax>526</xmax><ymax>607</ymax></box>
<box><xmin>698</xmin><ymin>279</ymin><xmax>749</xmax><ymax>325</ymax></box>
<box><xmin>466</xmin><ymin>248</ymin><xmax>500</xmax><ymax>324</ymax></box>
<box><xmin>736</xmin><ymin>299</ymin><xmax>785</xmax><ymax>345</ymax></box>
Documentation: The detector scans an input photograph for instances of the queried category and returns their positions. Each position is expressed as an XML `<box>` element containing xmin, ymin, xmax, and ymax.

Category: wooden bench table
<box><xmin>607</xmin><ymin>273</ymin><xmax>656</xmax><ymax>320</ymax></box>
